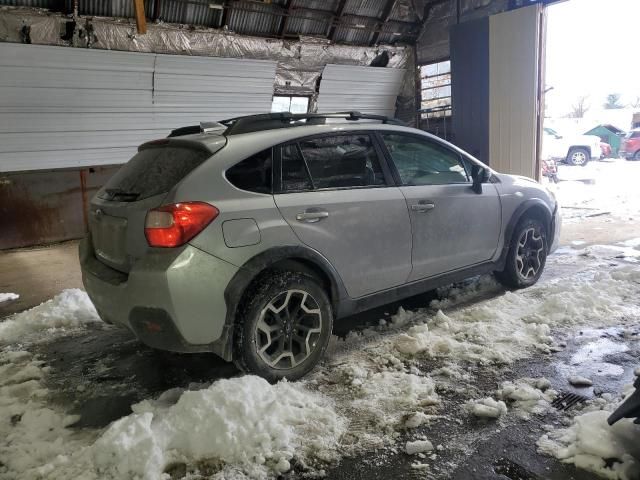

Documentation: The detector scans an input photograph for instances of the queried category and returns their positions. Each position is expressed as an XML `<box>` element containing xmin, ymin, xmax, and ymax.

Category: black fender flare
<box><xmin>214</xmin><ymin>246</ymin><xmax>348</xmax><ymax>361</ymax></box>
<box><xmin>499</xmin><ymin>199</ymin><xmax>554</xmax><ymax>267</ymax></box>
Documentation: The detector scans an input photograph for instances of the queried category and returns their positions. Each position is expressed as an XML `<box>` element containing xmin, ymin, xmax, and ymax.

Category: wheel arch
<box><xmin>566</xmin><ymin>145</ymin><xmax>592</xmax><ymax>157</ymax></box>
<box><xmin>217</xmin><ymin>246</ymin><xmax>346</xmax><ymax>361</ymax></box>
<box><xmin>501</xmin><ymin>199</ymin><xmax>553</xmax><ymax>265</ymax></box>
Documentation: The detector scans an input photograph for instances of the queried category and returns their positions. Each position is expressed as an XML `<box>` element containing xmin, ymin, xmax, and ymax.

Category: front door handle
<box><xmin>411</xmin><ymin>202</ymin><xmax>435</xmax><ymax>213</ymax></box>
<box><xmin>296</xmin><ymin>210</ymin><xmax>329</xmax><ymax>223</ymax></box>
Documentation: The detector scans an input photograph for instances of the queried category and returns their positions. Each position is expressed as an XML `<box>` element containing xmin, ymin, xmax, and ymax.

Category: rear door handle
<box><xmin>411</xmin><ymin>202</ymin><xmax>435</xmax><ymax>213</ymax></box>
<box><xmin>296</xmin><ymin>210</ymin><xmax>329</xmax><ymax>223</ymax></box>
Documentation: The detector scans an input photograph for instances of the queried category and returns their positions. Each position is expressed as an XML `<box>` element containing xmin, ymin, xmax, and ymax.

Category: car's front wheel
<box><xmin>495</xmin><ymin>217</ymin><xmax>547</xmax><ymax>289</ymax></box>
<box><xmin>234</xmin><ymin>271</ymin><xmax>333</xmax><ymax>382</ymax></box>
<box><xmin>566</xmin><ymin>147</ymin><xmax>590</xmax><ymax>166</ymax></box>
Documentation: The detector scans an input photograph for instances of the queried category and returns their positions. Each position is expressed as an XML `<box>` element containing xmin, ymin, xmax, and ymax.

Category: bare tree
<box><xmin>604</xmin><ymin>93</ymin><xmax>624</xmax><ymax>109</ymax></box>
<box><xmin>629</xmin><ymin>96</ymin><xmax>640</xmax><ymax>109</ymax></box>
<box><xmin>568</xmin><ymin>96</ymin><xmax>590</xmax><ymax>118</ymax></box>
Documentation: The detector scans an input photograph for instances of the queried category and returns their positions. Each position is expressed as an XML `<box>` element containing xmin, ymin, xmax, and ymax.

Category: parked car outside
<box><xmin>542</xmin><ymin>127</ymin><xmax>601</xmax><ymax>166</ymax></box>
<box><xmin>619</xmin><ymin>129</ymin><xmax>640</xmax><ymax>160</ymax></box>
<box><xmin>80</xmin><ymin>112</ymin><xmax>561</xmax><ymax>381</ymax></box>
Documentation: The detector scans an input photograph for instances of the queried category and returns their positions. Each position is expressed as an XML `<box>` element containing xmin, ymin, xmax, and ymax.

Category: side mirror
<box><xmin>471</xmin><ymin>165</ymin><xmax>490</xmax><ymax>194</ymax></box>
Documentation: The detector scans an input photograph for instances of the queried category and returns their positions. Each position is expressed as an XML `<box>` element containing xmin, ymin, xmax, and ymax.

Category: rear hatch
<box><xmin>89</xmin><ymin>138</ymin><xmax>225</xmax><ymax>273</ymax></box>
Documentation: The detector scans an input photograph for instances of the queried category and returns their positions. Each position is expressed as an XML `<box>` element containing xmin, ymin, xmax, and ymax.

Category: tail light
<box><xmin>145</xmin><ymin>202</ymin><xmax>219</xmax><ymax>248</ymax></box>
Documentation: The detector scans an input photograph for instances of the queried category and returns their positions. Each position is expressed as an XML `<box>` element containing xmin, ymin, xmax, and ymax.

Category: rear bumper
<box><xmin>79</xmin><ymin>237</ymin><xmax>238</xmax><ymax>355</ymax></box>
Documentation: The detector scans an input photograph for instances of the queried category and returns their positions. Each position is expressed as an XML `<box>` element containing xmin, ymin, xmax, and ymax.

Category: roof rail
<box><xmin>167</xmin><ymin>111</ymin><xmax>404</xmax><ymax>138</ymax></box>
<box><xmin>221</xmin><ymin>111</ymin><xmax>405</xmax><ymax>136</ymax></box>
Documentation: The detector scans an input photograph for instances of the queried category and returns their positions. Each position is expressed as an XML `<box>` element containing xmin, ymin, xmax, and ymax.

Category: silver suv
<box><xmin>80</xmin><ymin>112</ymin><xmax>561</xmax><ymax>381</ymax></box>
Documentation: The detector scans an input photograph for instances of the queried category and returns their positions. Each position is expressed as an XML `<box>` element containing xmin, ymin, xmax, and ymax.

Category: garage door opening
<box><xmin>543</xmin><ymin>0</ymin><xmax>640</xmax><ymax>244</ymax></box>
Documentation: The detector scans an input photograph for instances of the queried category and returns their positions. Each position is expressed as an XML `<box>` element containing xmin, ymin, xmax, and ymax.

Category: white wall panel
<box><xmin>489</xmin><ymin>5</ymin><xmax>541</xmax><ymax>179</ymax></box>
<box><xmin>0</xmin><ymin>43</ymin><xmax>277</xmax><ymax>172</ymax></box>
<box><xmin>316</xmin><ymin>64</ymin><xmax>406</xmax><ymax>117</ymax></box>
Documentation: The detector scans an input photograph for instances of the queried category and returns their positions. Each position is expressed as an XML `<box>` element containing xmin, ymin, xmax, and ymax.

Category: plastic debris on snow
<box><xmin>0</xmin><ymin>289</ymin><xmax>100</xmax><ymax>344</ymax></box>
<box><xmin>0</xmin><ymin>293</ymin><xmax>19</xmax><ymax>303</ymax></box>
<box><xmin>537</xmin><ymin>389</ymin><xmax>640</xmax><ymax>480</ymax></box>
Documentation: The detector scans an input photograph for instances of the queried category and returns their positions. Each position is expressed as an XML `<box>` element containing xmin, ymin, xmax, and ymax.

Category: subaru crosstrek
<box><xmin>80</xmin><ymin>112</ymin><xmax>561</xmax><ymax>381</ymax></box>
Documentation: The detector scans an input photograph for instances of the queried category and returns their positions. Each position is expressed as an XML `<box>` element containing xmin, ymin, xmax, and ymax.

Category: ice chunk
<box><xmin>406</xmin><ymin>440</ymin><xmax>434</xmax><ymax>455</ymax></box>
<box><xmin>569</xmin><ymin>376</ymin><xmax>593</xmax><ymax>387</ymax></box>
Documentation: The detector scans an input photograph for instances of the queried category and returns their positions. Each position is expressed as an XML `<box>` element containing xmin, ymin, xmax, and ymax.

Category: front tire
<box><xmin>495</xmin><ymin>217</ymin><xmax>547</xmax><ymax>289</ymax></box>
<box><xmin>566</xmin><ymin>147</ymin><xmax>590</xmax><ymax>166</ymax></box>
<box><xmin>233</xmin><ymin>271</ymin><xmax>333</xmax><ymax>382</ymax></box>
<box><xmin>633</xmin><ymin>151</ymin><xmax>640</xmax><ymax>161</ymax></box>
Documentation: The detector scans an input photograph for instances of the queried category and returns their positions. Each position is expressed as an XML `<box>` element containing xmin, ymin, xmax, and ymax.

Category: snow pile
<box><xmin>468</xmin><ymin>397</ymin><xmax>507</xmax><ymax>419</ymax></box>
<box><xmin>553</xmin><ymin>158</ymin><xmax>640</xmax><ymax>221</ymax></box>
<box><xmin>0</xmin><ymin>349</ymin><xmax>92</xmax><ymax>480</ymax></box>
<box><xmin>351</xmin><ymin>370</ymin><xmax>439</xmax><ymax>429</ymax></box>
<box><xmin>391</xmin><ymin>266</ymin><xmax>640</xmax><ymax>365</ymax></box>
<box><xmin>538</xmin><ymin>392</ymin><xmax>640</xmax><ymax>480</ymax></box>
<box><xmin>0</xmin><ymin>358</ymin><xmax>346</xmax><ymax>480</ymax></box>
<box><xmin>0</xmin><ymin>289</ymin><xmax>100</xmax><ymax>344</ymax></box>
<box><xmin>90</xmin><ymin>376</ymin><xmax>346</xmax><ymax>479</ymax></box>
<box><xmin>0</xmin><ymin>293</ymin><xmax>19</xmax><ymax>303</ymax></box>
<box><xmin>497</xmin><ymin>378</ymin><xmax>556</xmax><ymax>417</ymax></box>
<box><xmin>404</xmin><ymin>411</ymin><xmax>431</xmax><ymax>429</ymax></box>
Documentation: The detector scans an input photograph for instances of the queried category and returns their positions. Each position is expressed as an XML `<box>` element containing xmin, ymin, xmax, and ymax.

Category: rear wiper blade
<box><xmin>105</xmin><ymin>188</ymin><xmax>140</xmax><ymax>201</ymax></box>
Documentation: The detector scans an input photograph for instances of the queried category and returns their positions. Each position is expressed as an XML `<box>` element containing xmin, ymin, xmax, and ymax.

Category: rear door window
<box><xmin>279</xmin><ymin>133</ymin><xmax>386</xmax><ymax>192</ymax></box>
<box><xmin>100</xmin><ymin>146</ymin><xmax>210</xmax><ymax>201</ymax></box>
<box><xmin>298</xmin><ymin>134</ymin><xmax>386</xmax><ymax>189</ymax></box>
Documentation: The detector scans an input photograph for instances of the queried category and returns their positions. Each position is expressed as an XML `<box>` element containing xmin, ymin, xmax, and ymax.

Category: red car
<box><xmin>620</xmin><ymin>129</ymin><xmax>640</xmax><ymax>160</ymax></box>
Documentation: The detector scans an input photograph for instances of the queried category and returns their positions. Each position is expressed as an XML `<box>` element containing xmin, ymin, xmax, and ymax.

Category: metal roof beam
<box><xmin>278</xmin><ymin>0</ymin><xmax>293</xmax><ymax>37</ymax></box>
<box><xmin>327</xmin><ymin>0</ymin><xmax>347</xmax><ymax>41</ymax></box>
<box><xmin>369</xmin><ymin>0</ymin><xmax>397</xmax><ymax>46</ymax></box>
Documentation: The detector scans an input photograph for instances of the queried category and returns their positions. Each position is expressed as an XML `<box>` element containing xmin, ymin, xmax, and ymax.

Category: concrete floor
<box><xmin>0</xmin><ymin>240</ymin><xmax>82</xmax><ymax>317</ymax></box>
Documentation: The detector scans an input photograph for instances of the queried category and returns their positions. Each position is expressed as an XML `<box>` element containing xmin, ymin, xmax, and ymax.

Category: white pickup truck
<box><xmin>542</xmin><ymin>127</ymin><xmax>601</xmax><ymax>166</ymax></box>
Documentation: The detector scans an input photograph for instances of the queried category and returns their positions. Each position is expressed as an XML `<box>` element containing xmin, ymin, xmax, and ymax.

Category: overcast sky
<box><xmin>545</xmin><ymin>0</ymin><xmax>640</xmax><ymax>118</ymax></box>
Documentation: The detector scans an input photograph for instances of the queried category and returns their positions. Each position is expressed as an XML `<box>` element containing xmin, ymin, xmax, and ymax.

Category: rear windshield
<box><xmin>99</xmin><ymin>146</ymin><xmax>210</xmax><ymax>201</ymax></box>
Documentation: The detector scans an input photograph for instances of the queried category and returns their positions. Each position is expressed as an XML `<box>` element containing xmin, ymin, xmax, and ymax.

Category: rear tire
<box><xmin>566</xmin><ymin>147</ymin><xmax>590</xmax><ymax>166</ymax></box>
<box><xmin>495</xmin><ymin>217</ymin><xmax>547</xmax><ymax>289</ymax></box>
<box><xmin>233</xmin><ymin>271</ymin><xmax>333</xmax><ymax>382</ymax></box>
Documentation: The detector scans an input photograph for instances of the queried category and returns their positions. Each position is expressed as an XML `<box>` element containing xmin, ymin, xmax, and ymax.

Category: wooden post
<box><xmin>134</xmin><ymin>0</ymin><xmax>147</xmax><ymax>34</ymax></box>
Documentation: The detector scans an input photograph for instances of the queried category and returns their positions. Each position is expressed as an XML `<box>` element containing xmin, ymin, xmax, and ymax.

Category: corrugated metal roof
<box><xmin>1</xmin><ymin>0</ymin><xmax>50</xmax><ymax>7</ymax></box>
<box><xmin>343</xmin><ymin>0</ymin><xmax>385</xmax><ymax>19</ymax></box>
<box><xmin>226</xmin><ymin>1</ymin><xmax>284</xmax><ymax>35</ymax></box>
<box><xmin>160</xmin><ymin>0</ymin><xmax>221</xmax><ymax>26</ymax></box>
<box><xmin>0</xmin><ymin>0</ymin><xmax>420</xmax><ymax>45</ymax></box>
